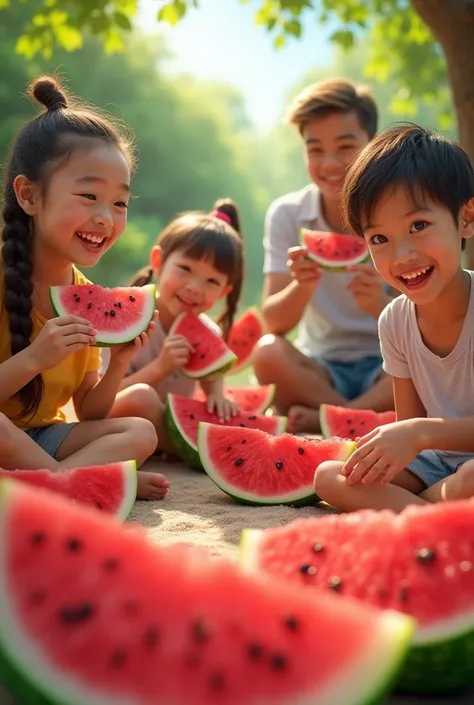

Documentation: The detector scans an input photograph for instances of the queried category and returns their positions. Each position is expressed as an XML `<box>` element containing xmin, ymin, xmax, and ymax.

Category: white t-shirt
<box><xmin>379</xmin><ymin>270</ymin><xmax>474</xmax><ymax>461</ymax></box>
<box><xmin>263</xmin><ymin>183</ymin><xmax>382</xmax><ymax>362</ymax></box>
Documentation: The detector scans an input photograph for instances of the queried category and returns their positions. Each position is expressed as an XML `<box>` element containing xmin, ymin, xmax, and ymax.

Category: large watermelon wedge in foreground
<box><xmin>301</xmin><ymin>228</ymin><xmax>369</xmax><ymax>270</ymax></box>
<box><xmin>241</xmin><ymin>501</ymin><xmax>474</xmax><ymax>693</ymax></box>
<box><xmin>165</xmin><ymin>394</ymin><xmax>287</xmax><ymax>470</ymax></box>
<box><xmin>0</xmin><ymin>480</ymin><xmax>414</xmax><ymax>705</ymax></box>
<box><xmin>50</xmin><ymin>284</ymin><xmax>156</xmax><ymax>346</ymax></box>
<box><xmin>320</xmin><ymin>404</ymin><xmax>396</xmax><ymax>441</ymax></box>
<box><xmin>227</xmin><ymin>307</ymin><xmax>263</xmax><ymax>374</ymax></box>
<box><xmin>169</xmin><ymin>312</ymin><xmax>237</xmax><ymax>379</ymax></box>
<box><xmin>198</xmin><ymin>423</ymin><xmax>355</xmax><ymax>506</ymax></box>
<box><xmin>0</xmin><ymin>461</ymin><xmax>137</xmax><ymax>521</ymax></box>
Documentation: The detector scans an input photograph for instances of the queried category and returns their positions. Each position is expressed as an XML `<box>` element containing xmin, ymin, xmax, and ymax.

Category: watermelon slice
<box><xmin>320</xmin><ymin>404</ymin><xmax>396</xmax><ymax>441</ymax></box>
<box><xmin>50</xmin><ymin>284</ymin><xmax>156</xmax><ymax>346</ymax></box>
<box><xmin>301</xmin><ymin>228</ymin><xmax>369</xmax><ymax>270</ymax></box>
<box><xmin>168</xmin><ymin>312</ymin><xmax>237</xmax><ymax>379</ymax></box>
<box><xmin>165</xmin><ymin>394</ymin><xmax>286</xmax><ymax>470</ymax></box>
<box><xmin>241</xmin><ymin>501</ymin><xmax>474</xmax><ymax>693</ymax></box>
<box><xmin>198</xmin><ymin>423</ymin><xmax>355</xmax><ymax>506</ymax></box>
<box><xmin>0</xmin><ymin>462</ymin><xmax>137</xmax><ymax>520</ymax></box>
<box><xmin>227</xmin><ymin>307</ymin><xmax>263</xmax><ymax>374</ymax></box>
<box><xmin>194</xmin><ymin>384</ymin><xmax>275</xmax><ymax>414</ymax></box>
<box><xmin>0</xmin><ymin>479</ymin><xmax>415</xmax><ymax>705</ymax></box>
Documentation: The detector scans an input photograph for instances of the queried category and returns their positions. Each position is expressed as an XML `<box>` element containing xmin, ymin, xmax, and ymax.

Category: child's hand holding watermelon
<box><xmin>287</xmin><ymin>246</ymin><xmax>322</xmax><ymax>290</ymax></box>
<box><xmin>155</xmin><ymin>334</ymin><xmax>195</xmax><ymax>378</ymax></box>
<box><xmin>108</xmin><ymin>312</ymin><xmax>159</xmax><ymax>371</ymax></box>
<box><xmin>28</xmin><ymin>315</ymin><xmax>97</xmax><ymax>372</ymax></box>
<box><xmin>346</xmin><ymin>264</ymin><xmax>392</xmax><ymax>319</ymax></box>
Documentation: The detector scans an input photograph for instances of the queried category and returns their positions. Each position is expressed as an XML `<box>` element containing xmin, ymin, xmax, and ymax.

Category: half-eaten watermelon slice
<box><xmin>320</xmin><ymin>404</ymin><xmax>396</xmax><ymax>441</ymax></box>
<box><xmin>301</xmin><ymin>228</ymin><xmax>369</xmax><ymax>270</ymax></box>
<box><xmin>50</xmin><ymin>284</ymin><xmax>156</xmax><ymax>346</ymax></box>
<box><xmin>198</xmin><ymin>423</ymin><xmax>355</xmax><ymax>505</ymax></box>
<box><xmin>0</xmin><ymin>479</ymin><xmax>414</xmax><ymax>705</ymax></box>
<box><xmin>0</xmin><ymin>461</ymin><xmax>137</xmax><ymax>521</ymax></box>
<box><xmin>165</xmin><ymin>394</ymin><xmax>286</xmax><ymax>470</ymax></box>
<box><xmin>194</xmin><ymin>384</ymin><xmax>275</xmax><ymax>414</ymax></box>
<box><xmin>241</xmin><ymin>501</ymin><xmax>474</xmax><ymax>693</ymax></box>
<box><xmin>169</xmin><ymin>312</ymin><xmax>237</xmax><ymax>379</ymax></box>
<box><xmin>227</xmin><ymin>307</ymin><xmax>263</xmax><ymax>374</ymax></box>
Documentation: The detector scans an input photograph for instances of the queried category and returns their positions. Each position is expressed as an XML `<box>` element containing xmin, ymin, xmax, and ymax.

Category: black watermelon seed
<box><xmin>248</xmin><ymin>643</ymin><xmax>263</xmax><ymax>660</ymax></box>
<box><xmin>275</xmin><ymin>461</ymin><xmax>284</xmax><ymax>470</ymax></box>
<box><xmin>283</xmin><ymin>615</ymin><xmax>299</xmax><ymax>631</ymax></box>
<box><xmin>271</xmin><ymin>653</ymin><xmax>287</xmax><ymax>671</ymax></box>
<box><xmin>328</xmin><ymin>576</ymin><xmax>342</xmax><ymax>591</ymax></box>
<box><xmin>95</xmin><ymin>502</ymin><xmax>103</xmax><ymax>510</ymax></box>
<box><xmin>415</xmin><ymin>548</ymin><xmax>436</xmax><ymax>563</ymax></box>
<box><xmin>143</xmin><ymin>626</ymin><xmax>159</xmax><ymax>648</ymax></box>
<box><xmin>87</xmin><ymin>302</ymin><xmax>93</xmax><ymax>310</ymax></box>
<box><xmin>239</xmin><ymin>422</ymin><xmax>245</xmax><ymax>427</ymax></box>
<box><xmin>200</xmin><ymin>353</ymin><xmax>205</xmax><ymax>359</ymax></box>
<box><xmin>104</xmin><ymin>311</ymin><xmax>109</xmax><ymax>316</ymax></box>
<box><xmin>67</xmin><ymin>538</ymin><xmax>82</xmax><ymax>552</ymax></box>
<box><xmin>114</xmin><ymin>302</ymin><xmax>118</xmax><ymax>307</ymax></box>
<box><xmin>111</xmin><ymin>650</ymin><xmax>126</xmax><ymax>668</ymax></box>
<box><xmin>110</xmin><ymin>310</ymin><xmax>116</xmax><ymax>317</ymax></box>
<box><xmin>399</xmin><ymin>586</ymin><xmax>409</xmax><ymax>602</ymax></box>
<box><xmin>298</xmin><ymin>447</ymin><xmax>304</xmax><ymax>455</ymax></box>
<box><xmin>235</xmin><ymin>458</ymin><xmax>244</xmax><ymax>467</ymax></box>
<box><xmin>209</xmin><ymin>672</ymin><xmax>225</xmax><ymax>690</ymax></box>
<box><xmin>29</xmin><ymin>590</ymin><xmax>46</xmax><ymax>604</ymax></box>
<box><xmin>241</xmin><ymin>439</ymin><xmax>247</xmax><ymax>444</ymax></box>
<box><xmin>129</xmin><ymin>295</ymin><xmax>136</xmax><ymax>302</ymax></box>
<box><xmin>226</xmin><ymin>446</ymin><xmax>232</xmax><ymax>451</ymax></box>
<box><xmin>192</xmin><ymin>619</ymin><xmax>210</xmax><ymax>643</ymax></box>
<box><xmin>59</xmin><ymin>602</ymin><xmax>95</xmax><ymax>624</ymax></box>
<box><xmin>346</xmin><ymin>419</ymin><xmax>352</xmax><ymax>424</ymax></box>
<box><xmin>89</xmin><ymin>290</ymin><xmax>92</xmax><ymax>294</ymax></box>
<box><xmin>74</xmin><ymin>296</ymin><xmax>81</xmax><ymax>302</ymax></box>
<box><xmin>300</xmin><ymin>564</ymin><xmax>317</xmax><ymax>575</ymax></box>
<box><xmin>349</xmin><ymin>428</ymin><xmax>355</xmax><ymax>435</ymax></box>
<box><xmin>31</xmin><ymin>531</ymin><xmax>46</xmax><ymax>545</ymax></box>
<box><xmin>104</xmin><ymin>558</ymin><xmax>119</xmax><ymax>572</ymax></box>
<box><xmin>117</xmin><ymin>302</ymin><xmax>122</xmax><ymax>308</ymax></box>
<box><xmin>189</xmin><ymin>414</ymin><xmax>195</xmax><ymax>420</ymax></box>
<box><xmin>248</xmin><ymin>416</ymin><xmax>256</xmax><ymax>420</ymax></box>
<box><xmin>312</xmin><ymin>543</ymin><xmax>324</xmax><ymax>553</ymax></box>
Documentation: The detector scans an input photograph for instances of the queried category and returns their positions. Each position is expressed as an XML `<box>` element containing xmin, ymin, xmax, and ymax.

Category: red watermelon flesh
<box><xmin>320</xmin><ymin>404</ymin><xmax>396</xmax><ymax>440</ymax></box>
<box><xmin>50</xmin><ymin>284</ymin><xmax>156</xmax><ymax>346</ymax></box>
<box><xmin>0</xmin><ymin>479</ymin><xmax>414</xmax><ymax>705</ymax></box>
<box><xmin>198</xmin><ymin>424</ymin><xmax>356</xmax><ymax>505</ymax></box>
<box><xmin>164</xmin><ymin>394</ymin><xmax>286</xmax><ymax>470</ymax></box>
<box><xmin>301</xmin><ymin>229</ymin><xmax>368</xmax><ymax>269</ymax></box>
<box><xmin>194</xmin><ymin>385</ymin><xmax>275</xmax><ymax>414</ymax></box>
<box><xmin>241</xmin><ymin>501</ymin><xmax>474</xmax><ymax>693</ymax></box>
<box><xmin>169</xmin><ymin>312</ymin><xmax>237</xmax><ymax>379</ymax></box>
<box><xmin>0</xmin><ymin>462</ymin><xmax>137</xmax><ymax>521</ymax></box>
<box><xmin>227</xmin><ymin>307</ymin><xmax>263</xmax><ymax>374</ymax></box>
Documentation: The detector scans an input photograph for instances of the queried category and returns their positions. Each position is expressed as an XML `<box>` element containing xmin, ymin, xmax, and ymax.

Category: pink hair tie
<box><xmin>210</xmin><ymin>209</ymin><xmax>231</xmax><ymax>225</ymax></box>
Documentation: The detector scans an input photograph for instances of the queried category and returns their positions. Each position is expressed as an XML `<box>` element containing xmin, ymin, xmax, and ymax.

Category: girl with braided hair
<box><xmin>0</xmin><ymin>75</ymin><xmax>170</xmax><ymax>500</ymax></box>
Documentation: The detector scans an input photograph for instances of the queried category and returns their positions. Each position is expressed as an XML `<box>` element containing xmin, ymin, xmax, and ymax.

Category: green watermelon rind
<box><xmin>240</xmin><ymin>529</ymin><xmax>474</xmax><ymax>695</ymax></box>
<box><xmin>300</xmin><ymin>228</ymin><xmax>369</xmax><ymax>271</ymax></box>
<box><xmin>169</xmin><ymin>312</ymin><xmax>238</xmax><ymax>379</ymax></box>
<box><xmin>319</xmin><ymin>404</ymin><xmax>333</xmax><ymax>439</ymax></box>
<box><xmin>49</xmin><ymin>284</ymin><xmax>156</xmax><ymax>347</ymax></box>
<box><xmin>198</xmin><ymin>423</ymin><xmax>354</xmax><ymax>506</ymax></box>
<box><xmin>227</xmin><ymin>306</ymin><xmax>263</xmax><ymax>375</ymax></box>
<box><xmin>109</xmin><ymin>460</ymin><xmax>138</xmax><ymax>521</ymax></box>
<box><xmin>164</xmin><ymin>396</ymin><xmax>203</xmax><ymax>470</ymax></box>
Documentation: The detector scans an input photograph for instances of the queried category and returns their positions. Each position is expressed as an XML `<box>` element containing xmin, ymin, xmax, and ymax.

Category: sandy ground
<box><xmin>1</xmin><ymin>458</ymin><xmax>473</xmax><ymax>703</ymax></box>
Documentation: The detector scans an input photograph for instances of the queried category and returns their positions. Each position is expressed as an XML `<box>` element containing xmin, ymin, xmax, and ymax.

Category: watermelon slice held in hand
<box><xmin>164</xmin><ymin>394</ymin><xmax>286</xmax><ymax>470</ymax></box>
<box><xmin>169</xmin><ymin>312</ymin><xmax>237</xmax><ymax>379</ymax></box>
<box><xmin>241</xmin><ymin>501</ymin><xmax>474</xmax><ymax>693</ymax></box>
<box><xmin>227</xmin><ymin>307</ymin><xmax>263</xmax><ymax>374</ymax></box>
<box><xmin>198</xmin><ymin>423</ymin><xmax>355</xmax><ymax>505</ymax></box>
<box><xmin>50</xmin><ymin>284</ymin><xmax>156</xmax><ymax>346</ymax></box>
<box><xmin>194</xmin><ymin>384</ymin><xmax>275</xmax><ymax>414</ymax></box>
<box><xmin>320</xmin><ymin>404</ymin><xmax>396</xmax><ymax>441</ymax></box>
<box><xmin>0</xmin><ymin>479</ymin><xmax>414</xmax><ymax>705</ymax></box>
<box><xmin>301</xmin><ymin>228</ymin><xmax>369</xmax><ymax>270</ymax></box>
<box><xmin>0</xmin><ymin>461</ymin><xmax>137</xmax><ymax>520</ymax></box>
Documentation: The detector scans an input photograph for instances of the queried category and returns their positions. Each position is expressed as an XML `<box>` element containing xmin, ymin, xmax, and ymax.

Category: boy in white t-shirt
<box><xmin>253</xmin><ymin>79</ymin><xmax>395</xmax><ymax>433</ymax></box>
<box><xmin>315</xmin><ymin>124</ymin><xmax>474</xmax><ymax>513</ymax></box>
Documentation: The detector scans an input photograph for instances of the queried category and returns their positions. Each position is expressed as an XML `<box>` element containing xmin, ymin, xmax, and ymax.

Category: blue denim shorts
<box><xmin>408</xmin><ymin>450</ymin><xmax>474</xmax><ymax>488</ymax></box>
<box><xmin>317</xmin><ymin>356</ymin><xmax>383</xmax><ymax>401</ymax></box>
<box><xmin>25</xmin><ymin>422</ymin><xmax>78</xmax><ymax>458</ymax></box>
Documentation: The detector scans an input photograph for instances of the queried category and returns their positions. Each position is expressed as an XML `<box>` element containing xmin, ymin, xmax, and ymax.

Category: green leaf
<box><xmin>284</xmin><ymin>19</ymin><xmax>301</xmax><ymax>37</ymax></box>
<box><xmin>274</xmin><ymin>33</ymin><xmax>286</xmax><ymax>49</ymax></box>
<box><xmin>157</xmin><ymin>1</ymin><xmax>186</xmax><ymax>25</ymax></box>
<box><xmin>104</xmin><ymin>26</ymin><xmax>124</xmax><ymax>53</ymax></box>
<box><xmin>54</xmin><ymin>23</ymin><xmax>83</xmax><ymax>51</ymax></box>
<box><xmin>114</xmin><ymin>11</ymin><xmax>133</xmax><ymax>31</ymax></box>
<box><xmin>330</xmin><ymin>28</ymin><xmax>354</xmax><ymax>50</ymax></box>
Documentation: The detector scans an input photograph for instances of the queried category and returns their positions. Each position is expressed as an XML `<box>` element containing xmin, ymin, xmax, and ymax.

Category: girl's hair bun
<box><xmin>30</xmin><ymin>76</ymin><xmax>68</xmax><ymax>112</ymax></box>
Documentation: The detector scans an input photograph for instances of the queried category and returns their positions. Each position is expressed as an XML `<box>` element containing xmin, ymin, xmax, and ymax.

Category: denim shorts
<box><xmin>408</xmin><ymin>450</ymin><xmax>474</xmax><ymax>488</ymax></box>
<box><xmin>317</xmin><ymin>356</ymin><xmax>383</xmax><ymax>401</ymax></box>
<box><xmin>25</xmin><ymin>422</ymin><xmax>78</xmax><ymax>458</ymax></box>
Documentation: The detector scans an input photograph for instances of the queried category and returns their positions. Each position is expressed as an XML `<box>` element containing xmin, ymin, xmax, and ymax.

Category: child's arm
<box><xmin>73</xmin><ymin>363</ymin><xmax>128</xmax><ymax>421</ymax></box>
<box><xmin>0</xmin><ymin>350</ymin><xmax>43</xmax><ymax>405</ymax></box>
<box><xmin>392</xmin><ymin>376</ymin><xmax>426</xmax><ymax>421</ymax></box>
<box><xmin>117</xmin><ymin>360</ymin><xmax>167</xmax><ymax>391</ymax></box>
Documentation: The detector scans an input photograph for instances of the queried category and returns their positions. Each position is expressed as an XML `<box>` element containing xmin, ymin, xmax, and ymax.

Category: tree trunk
<box><xmin>412</xmin><ymin>0</ymin><xmax>474</xmax><ymax>268</ymax></box>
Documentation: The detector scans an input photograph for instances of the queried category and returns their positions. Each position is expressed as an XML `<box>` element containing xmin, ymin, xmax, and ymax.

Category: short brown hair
<box><xmin>286</xmin><ymin>78</ymin><xmax>378</xmax><ymax>139</ymax></box>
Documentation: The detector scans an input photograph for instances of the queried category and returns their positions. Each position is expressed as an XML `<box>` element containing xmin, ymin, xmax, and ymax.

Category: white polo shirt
<box><xmin>263</xmin><ymin>183</ymin><xmax>382</xmax><ymax>362</ymax></box>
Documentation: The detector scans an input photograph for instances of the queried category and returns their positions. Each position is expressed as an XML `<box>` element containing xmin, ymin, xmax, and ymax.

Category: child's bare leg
<box><xmin>346</xmin><ymin>372</ymin><xmax>395</xmax><ymax>413</ymax></box>
<box><xmin>55</xmin><ymin>418</ymin><xmax>168</xmax><ymax>500</ymax></box>
<box><xmin>0</xmin><ymin>413</ymin><xmax>60</xmax><ymax>471</ymax></box>
<box><xmin>314</xmin><ymin>460</ymin><xmax>427</xmax><ymax>513</ymax></box>
<box><xmin>421</xmin><ymin>459</ymin><xmax>474</xmax><ymax>502</ymax></box>
<box><xmin>253</xmin><ymin>335</ymin><xmax>345</xmax><ymax>432</ymax></box>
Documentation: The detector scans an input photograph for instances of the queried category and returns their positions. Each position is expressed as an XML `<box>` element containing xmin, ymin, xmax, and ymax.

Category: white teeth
<box><xmin>77</xmin><ymin>232</ymin><xmax>105</xmax><ymax>244</ymax></box>
<box><xmin>401</xmin><ymin>266</ymin><xmax>431</xmax><ymax>280</ymax></box>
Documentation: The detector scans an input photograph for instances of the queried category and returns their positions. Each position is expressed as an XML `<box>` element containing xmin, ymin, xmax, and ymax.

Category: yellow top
<box><xmin>0</xmin><ymin>267</ymin><xmax>102</xmax><ymax>430</ymax></box>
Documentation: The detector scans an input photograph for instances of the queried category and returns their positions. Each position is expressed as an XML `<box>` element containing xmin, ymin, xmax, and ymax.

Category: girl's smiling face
<box><xmin>152</xmin><ymin>246</ymin><xmax>232</xmax><ymax>318</ymax></box>
<box><xmin>363</xmin><ymin>185</ymin><xmax>474</xmax><ymax>305</ymax></box>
